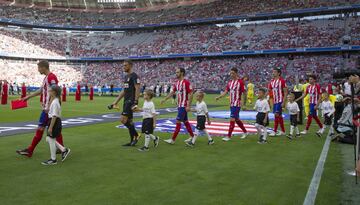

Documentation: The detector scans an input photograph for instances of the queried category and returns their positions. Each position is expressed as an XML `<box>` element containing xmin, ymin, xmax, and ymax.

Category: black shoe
<box><xmin>16</xmin><ymin>148</ymin><xmax>32</xmax><ymax>157</ymax></box>
<box><xmin>138</xmin><ymin>146</ymin><xmax>149</xmax><ymax>152</ymax></box>
<box><xmin>286</xmin><ymin>135</ymin><xmax>293</xmax><ymax>140</ymax></box>
<box><xmin>316</xmin><ymin>132</ymin><xmax>322</xmax><ymax>138</ymax></box>
<box><xmin>122</xmin><ymin>142</ymin><xmax>132</xmax><ymax>146</ymax></box>
<box><xmin>208</xmin><ymin>139</ymin><xmax>215</xmax><ymax>145</ymax></box>
<box><xmin>130</xmin><ymin>139</ymin><xmax>138</xmax><ymax>146</ymax></box>
<box><xmin>154</xmin><ymin>136</ymin><xmax>160</xmax><ymax>148</ymax></box>
<box><xmin>296</xmin><ymin>134</ymin><xmax>301</xmax><ymax>138</ymax></box>
<box><xmin>61</xmin><ymin>148</ymin><xmax>71</xmax><ymax>162</ymax></box>
<box><xmin>41</xmin><ymin>159</ymin><xmax>57</xmax><ymax>165</ymax></box>
<box><xmin>185</xmin><ymin>141</ymin><xmax>195</xmax><ymax>147</ymax></box>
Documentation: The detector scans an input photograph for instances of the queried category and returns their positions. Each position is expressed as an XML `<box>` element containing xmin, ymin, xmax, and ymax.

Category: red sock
<box><xmin>235</xmin><ymin>119</ymin><xmax>247</xmax><ymax>133</ymax></box>
<box><xmin>184</xmin><ymin>121</ymin><xmax>194</xmax><ymax>137</ymax></box>
<box><xmin>56</xmin><ymin>133</ymin><xmax>64</xmax><ymax>146</ymax></box>
<box><xmin>227</xmin><ymin>121</ymin><xmax>235</xmax><ymax>138</ymax></box>
<box><xmin>279</xmin><ymin>116</ymin><xmax>286</xmax><ymax>132</ymax></box>
<box><xmin>172</xmin><ymin>122</ymin><xmax>181</xmax><ymax>141</ymax></box>
<box><xmin>27</xmin><ymin>129</ymin><xmax>44</xmax><ymax>153</ymax></box>
<box><xmin>313</xmin><ymin>116</ymin><xmax>323</xmax><ymax>129</ymax></box>
<box><xmin>274</xmin><ymin>116</ymin><xmax>279</xmax><ymax>132</ymax></box>
<box><xmin>306</xmin><ymin>116</ymin><xmax>313</xmax><ymax>130</ymax></box>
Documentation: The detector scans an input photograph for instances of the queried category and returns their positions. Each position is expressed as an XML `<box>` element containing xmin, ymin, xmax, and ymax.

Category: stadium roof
<box><xmin>4</xmin><ymin>0</ymin><xmax>215</xmax><ymax>10</ymax></box>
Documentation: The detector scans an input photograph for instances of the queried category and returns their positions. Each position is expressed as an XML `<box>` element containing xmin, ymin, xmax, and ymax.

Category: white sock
<box><xmin>149</xmin><ymin>134</ymin><xmax>157</xmax><ymax>140</ymax></box>
<box><xmin>46</xmin><ymin>137</ymin><xmax>56</xmax><ymax>160</ymax></box>
<box><xmin>55</xmin><ymin>141</ymin><xmax>66</xmax><ymax>152</ymax></box>
<box><xmin>144</xmin><ymin>134</ymin><xmax>151</xmax><ymax>148</ymax></box>
<box><xmin>258</xmin><ymin>125</ymin><xmax>267</xmax><ymax>140</ymax></box>
<box><xmin>203</xmin><ymin>129</ymin><xmax>212</xmax><ymax>141</ymax></box>
<box><xmin>255</xmin><ymin>124</ymin><xmax>262</xmax><ymax>139</ymax></box>
<box><xmin>290</xmin><ymin>125</ymin><xmax>294</xmax><ymax>135</ymax></box>
<box><xmin>192</xmin><ymin>129</ymin><xmax>199</xmax><ymax>144</ymax></box>
<box><xmin>295</xmin><ymin>127</ymin><xmax>299</xmax><ymax>134</ymax></box>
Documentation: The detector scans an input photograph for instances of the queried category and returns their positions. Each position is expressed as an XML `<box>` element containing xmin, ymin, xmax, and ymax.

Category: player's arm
<box><xmin>112</xmin><ymin>90</ymin><xmax>125</xmax><ymax>106</ymax></box>
<box><xmin>215</xmin><ymin>90</ymin><xmax>228</xmax><ymax>101</ymax></box>
<box><xmin>134</xmin><ymin>83</ymin><xmax>140</xmax><ymax>105</ymax></box>
<box><xmin>22</xmin><ymin>88</ymin><xmax>42</xmax><ymax>101</ymax></box>
<box><xmin>295</xmin><ymin>90</ymin><xmax>307</xmax><ymax>102</ymax></box>
<box><xmin>205</xmin><ymin>111</ymin><xmax>211</xmax><ymax>125</ymax></box>
<box><xmin>161</xmin><ymin>90</ymin><xmax>175</xmax><ymax>104</ymax></box>
<box><xmin>152</xmin><ymin>105</ymin><xmax>157</xmax><ymax>128</ymax></box>
<box><xmin>264</xmin><ymin>103</ymin><xmax>270</xmax><ymax>124</ymax></box>
<box><xmin>186</xmin><ymin>91</ymin><xmax>193</xmax><ymax>112</ymax></box>
<box><xmin>282</xmin><ymin>86</ymin><xmax>288</xmax><ymax>107</ymax></box>
<box><xmin>315</xmin><ymin>87</ymin><xmax>322</xmax><ymax>109</ymax></box>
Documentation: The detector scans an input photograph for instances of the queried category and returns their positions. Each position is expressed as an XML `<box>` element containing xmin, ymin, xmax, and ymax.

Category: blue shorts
<box><xmin>230</xmin><ymin>106</ymin><xmax>240</xmax><ymax>119</ymax></box>
<box><xmin>273</xmin><ymin>103</ymin><xmax>283</xmax><ymax>114</ymax></box>
<box><xmin>309</xmin><ymin>103</ymin><xmax>317</xmax><ymax>117</ymax></box>
<box><xmin>38</xmin><ymin>111</ymin><xmax>49</xmax><ymax>127</ymax></box>
<box><xmin>176</xmin><ymin>107</ymin><xmax>188</xmax><ymax>122</ymax></box>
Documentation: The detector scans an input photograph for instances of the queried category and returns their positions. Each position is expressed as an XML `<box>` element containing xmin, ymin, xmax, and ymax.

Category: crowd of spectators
<box><xmin>0</xmin><ymin>0</ymin><xmax>358</xmax><ymax>26</ymax></box>
<box><xmin>0</xmin><ymin>17</ymin><xmax>358</xmax><ymax>58</ymax></box>
<box><xmin>0</xmin><ymin>55</ymin><xmax>352</xmax><ymax>91</ymax></box>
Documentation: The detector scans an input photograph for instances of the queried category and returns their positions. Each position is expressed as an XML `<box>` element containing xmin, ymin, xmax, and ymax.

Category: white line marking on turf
<box><xmin>303</xmin><ymin>132</ymin><xmax>332</xmax><ymax>205</ymax></box>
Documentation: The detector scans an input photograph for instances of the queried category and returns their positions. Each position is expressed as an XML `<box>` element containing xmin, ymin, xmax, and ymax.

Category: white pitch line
<box><xmin>303</xmin><ymin>131</ymin><xmax>332</xmax><ymax>205</ymax></box>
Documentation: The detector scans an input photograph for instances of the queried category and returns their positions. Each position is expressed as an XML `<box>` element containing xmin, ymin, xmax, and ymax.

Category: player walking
<box><xmin>110</xmin><ymin>61</ymin><xmax>141</xmax><ymax>146</ymax></box>
<box><xmin>295</xmin><ymin>75</ymin><xmax>324</xmax><ymax>136</ymax></box>
<box><xmin>215</xmin><ymin>67</ymin><xmax>248</xmax><ymax>141</ymax></box>
<box><xmin>161</xmin><ymin>68</ymin><xmax>194</xmax><ymax>145</ymax></box>
<box><xmin>16</xmin><ymin>60</ymin><xmax>65</xmax><ymax>157</ymax></box>
<box><xmin>268</xmin><ymin>68</ymin><xmax>287</xmax><ymax>136</ymax></box>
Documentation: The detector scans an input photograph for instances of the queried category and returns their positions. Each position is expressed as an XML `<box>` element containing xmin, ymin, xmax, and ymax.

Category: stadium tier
<box><xmin>0</xmin><ymin>17</ymin><xmax>359</xmax><ymax>58</ymax></box>
<box><xmin>0</xmin><ymin>0</ymin><xmax>360</xmax><ymax>26</ymax></box>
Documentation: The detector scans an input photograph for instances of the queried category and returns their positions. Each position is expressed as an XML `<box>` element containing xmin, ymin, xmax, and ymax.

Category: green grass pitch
<box><xmin>0</xmin><ymin>94</ymin><xmax>342</xmax><ymax>205</ymax></box>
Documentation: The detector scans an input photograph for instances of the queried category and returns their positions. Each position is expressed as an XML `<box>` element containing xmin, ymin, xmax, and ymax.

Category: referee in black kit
<box><xmin>110</xmin><ymin>60</ymin><xmax>141</xmax><ymax>146</ymax></box>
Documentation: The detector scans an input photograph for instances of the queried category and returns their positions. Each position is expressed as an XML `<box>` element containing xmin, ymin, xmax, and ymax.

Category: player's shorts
<box><xmin>324</xmin><ymin>114</ymin><xmax>333</xmax><ymax>126</ymax></box>
<box><xmin>256</xmin><ymin>112</ymin><xmax>269</xmax><ymax>126</ymax></box>
<box><xmin>176</xmin><ymin>107</ymin><xmax>188</xmax><ymax>122</ymax></box>
<box><xmin>290</xmin><ymin>114</ymin><xmax>298</xmax><ymax>127</ymax></box>
<box><xmin>142</xmin><ymin>118</ymin><xmax>154</xmax><ymax>134</ymax></box>
<box><xmin>230</xmin><ymin>106</ymin><xmax>240</xmax><ymax>119</ymax></box>
<box><xmin>38</xmin><ymin>111</ymin><xmax>49</xmax><ymax>127</ymax></box>
<box><xmin>309</xmin><ymin>103</ymin><xmax>317</xmax><ymax>117</ymax></box>
<box><xmin>122</xmin><ymin>100</ymin><xmax>134</xmax><ymax>119</ymax></box>
<box><xmin>196</xmin><ymin>115</ymin><xmax>206</xmax><ymax>130</ymax></box>
<box><xmin>46</xmin><ymin>118</ymin><xmax>62</xmax><ymax>138</ymax></box>
<box><xmin>273</xmin><ymin>102</ymin><xmax>282</xmax><ymax>114</ymax></box>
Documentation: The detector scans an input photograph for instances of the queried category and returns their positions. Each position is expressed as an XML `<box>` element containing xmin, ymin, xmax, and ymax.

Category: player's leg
<box><xmin>17</xmin><ymin>111</ymin><xmax>48</xmax><ymax>157</ymax></box>
<box><xmin>313</xmin><ymin>106</ymin><xmax>324</xmax><ymax>137</ymax></box>
<box><xmin>223</xmin><ymin>107</ymin><xmax>236</xmax><ymax>141</ymax></box>
<box><xmin>232</xmin><ymin>106</ymin><xmax>248</xmax><ymax>139</ymax></box>
<box><xmin>302</xmin><ymin>103</ymin><xmax>315</xmax><ymax>134</ymax></box>
<box><xmin>164</xmin><ymin>108</ymin><xmax>183</xmax><ymax>144</ymax></box>
<box><xmin>278</xmin><ymin>105</ymin><xmax>286</xmax><ymax>133</ymax></box>
<box><xmin>183</xmin><ymin>110</ymin><xmax>194</xmax><ymax>139</ymax></box>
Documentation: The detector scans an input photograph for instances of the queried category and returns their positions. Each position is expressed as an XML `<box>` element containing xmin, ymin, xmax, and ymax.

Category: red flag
<box><xmin>11</xmin><ymin>100</ymin><xmax>28</xmax><ymax>110</ymax></box>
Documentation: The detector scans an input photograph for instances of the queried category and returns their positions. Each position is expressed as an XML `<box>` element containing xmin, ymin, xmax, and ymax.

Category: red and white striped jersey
<box><xmin>42</xmin><ymin>73</ymin><xmax>58</xmax><ymax>110</ymax></box>
<box><xmin>172</xmin><ymin>79</ymin><xmax>192</xmax><ymax>108</ymax></box>
<box><xmin>306</xmin><ymin>84</ymin><xmax>322</xmax><ymax>104</ymax></box>
<box><xmin>268</xmin><ymin>78</ymin><xmax>287</xmax><ymax>104</ymax></box>
<box><xmin>225</xmin><ymin>79</ymin><xmax>245</xmax><ymax>107</ymax></box>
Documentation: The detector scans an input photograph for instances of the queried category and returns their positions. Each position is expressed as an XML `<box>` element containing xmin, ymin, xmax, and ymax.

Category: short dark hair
<box><xmin>231</xmin><ymin>67</ymin><xmax>238</xmax><ymax>73</ymax></box>
<box><xmin>258</xmin><ymin>88</ymin><xmax>267</xmax><ymax>94</ymax></box>
<box><xmin>37</xmin><ymin>60</ymin><xmax>49</xmax><ymax>70</ymax></box>
<box><xmin>308</xmin><ymin>75</ymin><xmax>317</xmax><ymax>80</ymax></box>
<box><xmin>124</xmin><ymin>60</ymin><xmax>133</xmax><ymax>66</ymax></box>
<box><xmin>273</xmin><ymin>67</ymin><xmax>281</xmax><ymax>75</ymax></box>
<box><xmin>179</xmin><ymin>68</ymin><xmax>186</xmax><ymax>76</ymax></box>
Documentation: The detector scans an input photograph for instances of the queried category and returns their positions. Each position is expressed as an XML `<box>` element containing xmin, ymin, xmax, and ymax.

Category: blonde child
<box><xmin>42</xmin><ymin>85</ymin><xmax>70</xmax><ymax>165</ymax></box>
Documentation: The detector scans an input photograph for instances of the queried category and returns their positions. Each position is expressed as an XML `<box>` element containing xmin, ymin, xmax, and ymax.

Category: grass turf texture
<box><xmin>0</xmin><ymin>94</ymin><xmax>344</xmax><ymax>205</ymax></box>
